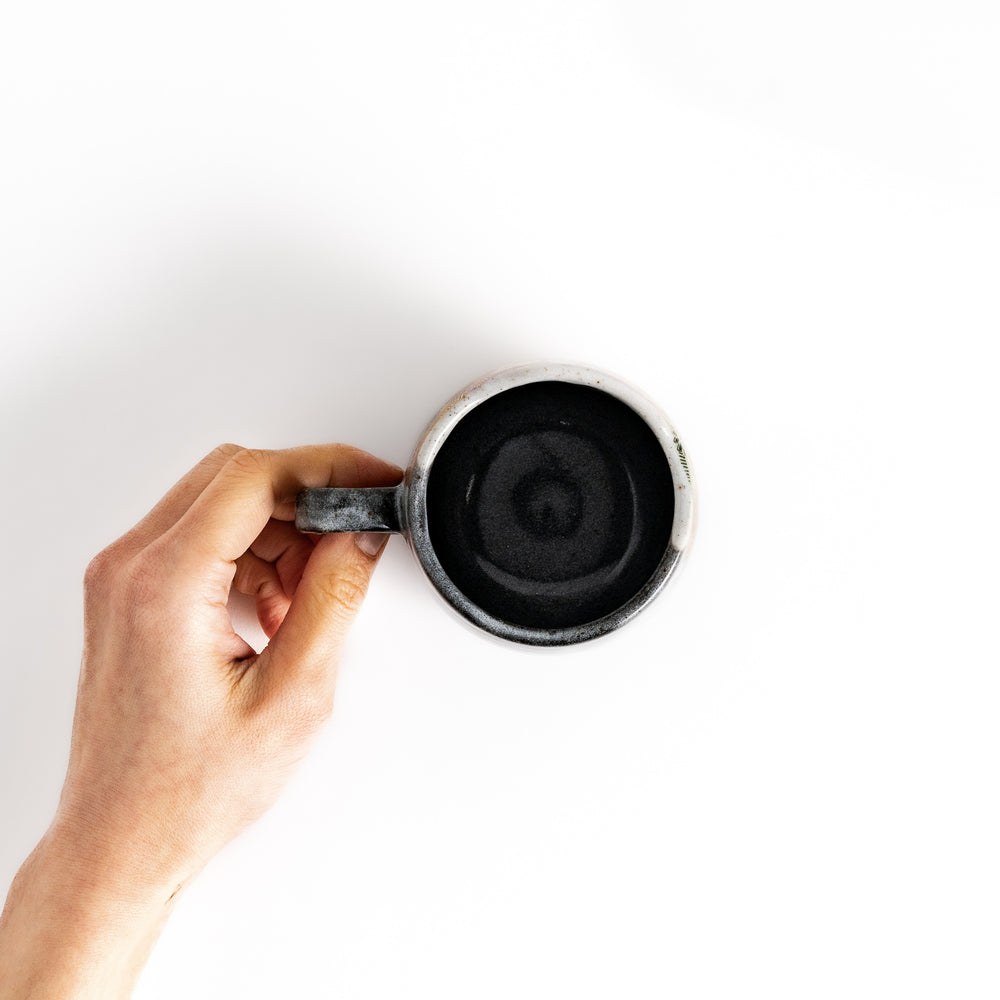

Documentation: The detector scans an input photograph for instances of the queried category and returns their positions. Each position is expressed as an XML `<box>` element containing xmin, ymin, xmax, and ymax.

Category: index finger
<box><xmin>164</xmin><ymin>445</ymin><xmax>402</xmax><ymax>571</ymax></box>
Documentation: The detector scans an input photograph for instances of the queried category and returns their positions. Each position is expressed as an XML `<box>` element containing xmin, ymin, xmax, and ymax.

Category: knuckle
<box><xmin>119</xmin><ymin>552</ymin><xmax>165</xmax><ymax>608</ymax></box>
<box><xmin>83</xmin><ymin>538</ymin><xmax>134</xmax><ymax>597</ymax></box>
<box><xmin>317</xmin><ymin>566</ymin><xmax>371</xmax><ymax>620</ymax></box>
<box><xmin>209</xmin><ymin>442</ymin><xmax>245</xmax><ymax>464</ymax></box>
<box><xmin>226</xmin><ymin>446</ymin><xmax>271</xmax><ymax>477</ymax></box>
<box><xmin>83</xmin><ymin>547</ymin><xmax>117</xmax><ymax>595</ymax></box>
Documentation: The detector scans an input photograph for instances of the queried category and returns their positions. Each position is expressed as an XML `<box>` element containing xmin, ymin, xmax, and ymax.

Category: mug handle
<box><xmin>295</xmin><ymin>486</ymin><xmax>403</xmax><ymax>533</ymax></box>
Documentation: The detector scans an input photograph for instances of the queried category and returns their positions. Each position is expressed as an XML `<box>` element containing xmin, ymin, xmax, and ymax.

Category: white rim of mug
<box><xmin>401</xmin><ymin>362</ymin><xmax>696</xmax><ymax>646</ymax></box>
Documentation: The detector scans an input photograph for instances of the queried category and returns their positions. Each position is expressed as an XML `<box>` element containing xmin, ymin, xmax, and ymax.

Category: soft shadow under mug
<box><xmin>295</xmin><ymin>363</ymin><xmax>695</xmax><ymax>646</ymax></box>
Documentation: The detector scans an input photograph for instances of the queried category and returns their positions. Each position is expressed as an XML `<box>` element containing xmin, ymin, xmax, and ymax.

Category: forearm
<box><xmin>0</xmin><ymin>826</ymin><xmax>178</xmax><ymax>1000</ymax></box>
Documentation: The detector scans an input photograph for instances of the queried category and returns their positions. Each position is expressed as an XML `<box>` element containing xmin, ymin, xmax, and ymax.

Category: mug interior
<box><xmin>423</xmin><ymin>380</ymin><xmax>674</xmax><ymax>632</ymax></box>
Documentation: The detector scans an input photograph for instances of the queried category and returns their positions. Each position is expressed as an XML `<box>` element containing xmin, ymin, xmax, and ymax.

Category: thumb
<box><xmin>255</xmin><ymin>531</ymin><xmax>389</xmax><ymax>715</ymax></box>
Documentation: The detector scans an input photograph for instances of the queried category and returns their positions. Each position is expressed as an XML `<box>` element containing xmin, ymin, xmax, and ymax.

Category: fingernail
<box><xmin>356</xmin><ymin>532</ymin><xmax>389</xmax><ymax>557</ymax></box>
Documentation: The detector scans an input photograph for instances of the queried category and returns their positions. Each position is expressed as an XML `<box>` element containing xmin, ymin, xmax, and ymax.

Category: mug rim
<box><xmin>402</xmin><ymin>362</ymin><xmax>696</xmax><ymax>646</ymax></box>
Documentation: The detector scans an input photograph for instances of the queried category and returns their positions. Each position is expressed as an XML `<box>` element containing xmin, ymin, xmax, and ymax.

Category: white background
<box><xmin>1</xmin><ymin>2</ymin><xmax>998</xmax><ymax>997</ymax></box>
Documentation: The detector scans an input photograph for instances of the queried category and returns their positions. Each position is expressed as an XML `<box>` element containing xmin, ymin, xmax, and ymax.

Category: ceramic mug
<box><xmin>295</xmin><ymin>363</ymin><xmax>695</xmax><ymax>645</ymax></box>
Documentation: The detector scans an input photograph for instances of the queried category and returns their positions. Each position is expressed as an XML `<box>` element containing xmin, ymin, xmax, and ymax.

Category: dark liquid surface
<box><xmin>426</xmin><ymin>382</ymin><xmax>673</xmax><ymax>630</ymax></box>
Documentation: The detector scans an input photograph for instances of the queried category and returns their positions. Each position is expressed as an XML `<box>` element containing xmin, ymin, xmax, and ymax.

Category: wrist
<box><xmin>43</xmin><ymin>807</ymin><xmax>196</xmax><ymax>907</ymax></box>
<box><xmin>0</xmin><ymin>827</ymin><xmax>181</xmax><ymax>999</ymax></box>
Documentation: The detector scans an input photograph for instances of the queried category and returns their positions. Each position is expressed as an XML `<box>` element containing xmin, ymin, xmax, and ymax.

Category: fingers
<box><xmin>232</xmin><ymin>550</ymin><xmax>291</xmax><ymax>638</ymax></box>
<box><xmin>257</xmin><ymin>531</ymin><xmax>389</xmax><ymax>712</ymax></box>
<box><xmin>164</xmin><ymin>444</ymin><xmax>401</xmax><ymax>583</ymax></box>
<box><xmin>234</xmin><ymin>519</ymin><xmax>323</xmax><ymax>636</ymax></box>
<box><xmin>249</xmin><ymin>518</ymin><xmax>317</xmax><ymax>599</ymax></box>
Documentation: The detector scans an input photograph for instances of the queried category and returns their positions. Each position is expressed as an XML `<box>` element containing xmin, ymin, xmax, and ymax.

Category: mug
<box><xmin>295</xmin><ymin>363</ymin><xmax>695</xmax><ymax>646</ymax></box>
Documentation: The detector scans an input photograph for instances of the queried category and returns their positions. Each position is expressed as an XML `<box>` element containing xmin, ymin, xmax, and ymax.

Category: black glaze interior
<box><xmin>426</xmin><ymin>381</ymin><xmax>674</xmax><ymax>630</ymax></box>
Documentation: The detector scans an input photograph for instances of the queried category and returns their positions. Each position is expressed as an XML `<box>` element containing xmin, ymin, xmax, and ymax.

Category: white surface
<box><xmin>1</xmin><ymin>2</ymin><xmax>997</xmax><ymax>997</ymax></box>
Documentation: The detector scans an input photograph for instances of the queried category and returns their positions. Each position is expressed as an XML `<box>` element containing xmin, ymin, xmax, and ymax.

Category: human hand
<box><xmin>0</xmin><ymin>444</ymin><xmax>401</xmax><ymax>998</ymax></box>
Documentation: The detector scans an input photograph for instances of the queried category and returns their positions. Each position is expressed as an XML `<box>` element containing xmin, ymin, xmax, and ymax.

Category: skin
<box><xmin>0</xmin><ymin>443</ymin><xmax>402</xmax><ymax>998</ymax></box>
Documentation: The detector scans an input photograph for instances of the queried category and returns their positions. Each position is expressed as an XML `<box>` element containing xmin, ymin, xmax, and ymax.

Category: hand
<box><xmin>0</xmin><ymin>444</ymin><xmax>401</xmax><ymax>998</ymax></box>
